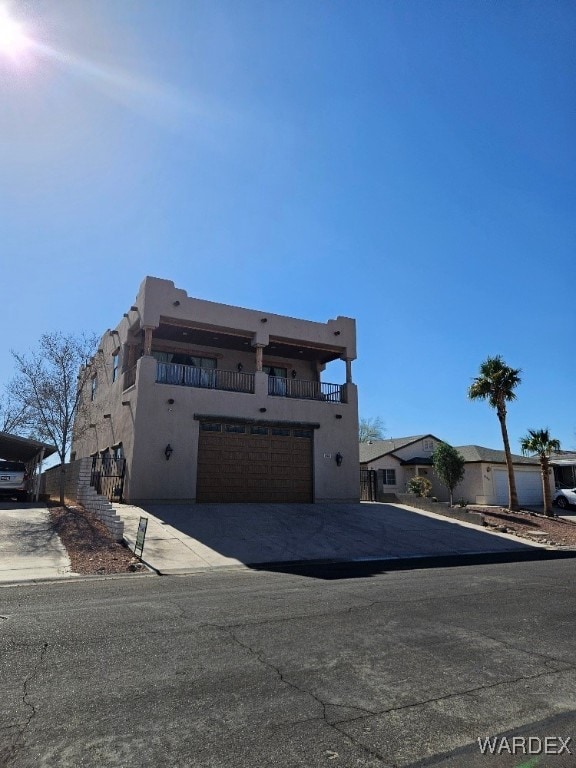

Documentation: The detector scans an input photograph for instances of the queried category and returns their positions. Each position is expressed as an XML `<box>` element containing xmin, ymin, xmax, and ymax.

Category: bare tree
<box><xmin>9</xmin><ymin>332</ymin><xmax>99</xmax><ymax>504</ymax></box>
<box><xmin>0</xmin><ymin>393</ymin><xmax>33</xmax><ymax>435</ymax></box>
<box><xmin>359</xmin><ymin>416</ymin><xmax>386</xmax><ymax>443</ymax></box>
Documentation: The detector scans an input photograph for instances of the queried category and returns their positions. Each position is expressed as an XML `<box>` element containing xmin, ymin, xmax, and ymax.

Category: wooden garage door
<box><xmin>196</xmin><ymin>422</ymin><xmax>313</xmax><ymax>503</ymax></box>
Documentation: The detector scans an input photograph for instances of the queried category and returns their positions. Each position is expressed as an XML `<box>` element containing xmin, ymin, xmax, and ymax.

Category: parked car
<box><xmin>0</xmin><ymin>460</ymin><xmax>29</xmax><ymax>502</ymax></box>
<box><xmin>553</xmin><ymin>487</ymin><xmax>576</xmax><ymax>511</ymax></box>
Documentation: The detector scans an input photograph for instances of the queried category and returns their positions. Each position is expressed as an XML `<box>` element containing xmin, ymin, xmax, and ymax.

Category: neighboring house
<box><xmin>359</xmin><ymin>434</ymin><xmax>446</xmax><ymax>499</ymax></box>
<box><xmin>549</xmin><ymin>451</ymin><xmax>576</xmax><ymax>489</ymax></box>
<box><xmin>71</xmin><ymin>276</ymin><xmax>359</xmax><ymax>504</ymax></box>
<box><xmin>359</xmin><ymin>435</ymin><xmax>555</xmax><ymax>505</ymax></box>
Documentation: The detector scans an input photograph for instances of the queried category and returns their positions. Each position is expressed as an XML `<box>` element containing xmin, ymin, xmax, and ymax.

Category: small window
<box><xmin>382</xmin><ymin>469</ymin><xmax>396</xmax><ymax>486</ymax></box>
<box><xmin>91</xmin><ymin>376</ymin><xmax>97</xmax><ymax>401</ymax></box>
<box><xmin>225</xmin><ymin>424</ymin><xmax>245</xmax><ymax>433</ymax></box>
<box><xmin>112</xmin><ymin>351</ymin><xmax>120</xmax><ymax>382</ymax></box>
<box><xmin>293</xmin><ymin>429</ymin><xmax>313</xmax><ymax>438</ymax></box>
<box><xmin>250</xmin><ymin>426</ymin><xmax>268</xmax><ymax>435</ymax></box>
<box><xmin>112</xmin><ymin>444</ymin><xmax>124</xmax><ymax>460</ymax></box>
<box><xmin>423</xmin><ymin>439</ymin><xmax>434</xmax><ymax>451</ymax></box>
<box><xmin>200</xmin><ymin>423</ymin><xmax>222</xmax><ymax>432</ymax></box>
<box><xmin>271</xmin><ymin>427</ymin><xmax>290</xmax><ymax>436</ymax></box>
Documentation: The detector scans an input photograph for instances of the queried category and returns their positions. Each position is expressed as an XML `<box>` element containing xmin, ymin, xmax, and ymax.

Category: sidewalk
<box><xmin>119</xmin><ymin>501</ymin><xmax>547</xmax><ymax>575</ymax></box>
<box><xmin>0</xmin><ymin>503</ymin><xmax>73</xmax><ymax>583</ymax></box>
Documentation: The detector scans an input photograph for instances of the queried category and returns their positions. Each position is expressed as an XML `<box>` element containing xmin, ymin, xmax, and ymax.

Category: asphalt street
<box><xmin>2</xmin><ymin>558</ymin><xmax>576</xmax><ymax>767</ymax></box>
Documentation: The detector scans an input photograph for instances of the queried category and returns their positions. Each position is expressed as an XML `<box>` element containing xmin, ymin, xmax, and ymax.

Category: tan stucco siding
<box><xmin>136</xmin><ymin>277</ymin><xmax>357</xmax><ymax>361</ymax></box>
<box><xmin>127</xmin><ymin>359</ymin><xmax>358</xmax><ymax>503</ymax></box>
<box><xmin>71</xmin><ymin>277</ymin><xmax>359</xmax><ymax>503</ymax></box>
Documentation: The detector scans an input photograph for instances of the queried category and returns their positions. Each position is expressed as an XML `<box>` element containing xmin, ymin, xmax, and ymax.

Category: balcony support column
<box><xmin>255</xmin><ymin>344</ymin><xmax>265</xmax><ymax>372</ymax></box>
<box><xmin>344</xmin><ymin>358</ymin><xmax>353</xmax><ymax>384</ymax></box>
<box><xmin>143</xmin><ymin>326</ymin><xmax>155</xmax><ymax>356</ymax></box>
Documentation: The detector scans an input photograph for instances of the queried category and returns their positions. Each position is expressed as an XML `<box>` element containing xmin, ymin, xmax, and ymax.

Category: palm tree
<box><xmin>468</xmin><ymin>356</ymin><xmax>521</xmax><ymax>511</ymax></box>
<box><xmin>520</xmin><ymin>429</ymin><xmax>560</xmax><ymax>516</ymax></box>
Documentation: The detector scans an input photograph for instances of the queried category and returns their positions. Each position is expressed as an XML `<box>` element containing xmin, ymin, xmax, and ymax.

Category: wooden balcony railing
<box><xmin>156</xmin><ymin>362</ymin><xmax>255</xmax><ymax>394</ymax></box>
<box><xmin>268</xmin><ymin>377</ymin><xmax>345</xmax><ymax>403</ymax></box>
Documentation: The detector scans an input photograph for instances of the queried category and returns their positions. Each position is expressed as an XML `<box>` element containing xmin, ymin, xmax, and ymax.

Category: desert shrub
<box><xmin>407</xmin><ymin>476</ymin><xmax>432</xmax><ymax>497</ymax></box>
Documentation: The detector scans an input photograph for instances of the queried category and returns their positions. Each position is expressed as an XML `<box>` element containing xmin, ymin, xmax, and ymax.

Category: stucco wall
<box><xmin>71</xmin><ymin>277</ymin><xmax>359</xmax><ymax>504</ymax></box>
<box><xmin>136</xmin><ymin>276</ymin><xmax>357</xmax><ymax>360</ymax></box>
<box><xmin>128</xmin><ymin>359</ymin><xmax>358</xmax><ymax>503</ymax></box>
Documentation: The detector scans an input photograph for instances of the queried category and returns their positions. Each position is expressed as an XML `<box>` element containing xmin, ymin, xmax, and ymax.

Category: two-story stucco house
<box><xmin>71</xmin><ymin>277</ymin><xmax>359</xmax><ymax>504</ymax></box>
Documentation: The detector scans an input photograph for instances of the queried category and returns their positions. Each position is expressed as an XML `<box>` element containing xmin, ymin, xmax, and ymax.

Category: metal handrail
<box><xmin>156</xmin><ymin>363</ymin><xmax>255</xmax><ymax>394</ymax></box>
<box><xmin>268</xmin><ymin>377</ymin><xmax>345</xmax><ymax>403</ymax></box>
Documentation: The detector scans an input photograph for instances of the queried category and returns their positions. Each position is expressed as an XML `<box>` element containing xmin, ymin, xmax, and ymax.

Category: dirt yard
<box><xmin>49</xmin><ymin>504</ymin><xmax>148</xmax><ymax>575</ymax></box>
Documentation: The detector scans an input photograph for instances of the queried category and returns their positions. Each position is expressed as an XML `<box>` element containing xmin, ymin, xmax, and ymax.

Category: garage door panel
<box><xmin>494</xmin><ymin>469</ymin><xmax>543</xmax><ymax>505</ymax></box>
<box><xmin>197</xmin><ymin>422</ymin><xmax>313</xmax><ymax>503</ymax></box>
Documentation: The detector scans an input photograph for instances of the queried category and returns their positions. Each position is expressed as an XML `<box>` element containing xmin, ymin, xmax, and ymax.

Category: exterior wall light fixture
<box><xmin>335</xmin><ymin>414</ymin><xmax>342</xmax><ymax>420</ymax></box>
<box><xmin>335</xmin><ymin>452</ymin><xmax>343</xmax><ymax>467</ymax></box>
<box><xmin>164</xmin><ymin>444</ymin><xmax>173</xmax><ymax>461</ymax></box>
<box><xmin>259</xmin><ymin>407</ymin><xmax>267</xmax><ymax>413</ymax></box>
<box><xmin>291</xmin><ymin>369</ymin><xmax>297</xmax><ymax>378</ymax></box>
<box><xmin>237</xmin><ymin>363</ymin><xmax>243</xmax><ymax>371</ymax></box>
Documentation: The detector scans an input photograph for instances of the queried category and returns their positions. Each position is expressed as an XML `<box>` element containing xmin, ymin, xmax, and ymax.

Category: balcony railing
<box><xmin>268</xmin><ymin>377</ymin><xmax>345</xmax><ymax>403</ymax></box>
<box><xmin>156</xmin><ymin>362</ymin><xmax>255</xmax><ymax>394</ymax></box>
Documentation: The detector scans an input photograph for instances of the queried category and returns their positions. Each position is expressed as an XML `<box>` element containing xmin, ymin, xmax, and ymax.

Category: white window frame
<box><xmin>382</xmin><ymin>469</ymin><xmax>396</xmax><ymax>486</ymax></box>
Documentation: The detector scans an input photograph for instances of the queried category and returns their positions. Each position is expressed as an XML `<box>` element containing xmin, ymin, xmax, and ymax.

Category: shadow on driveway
<box><xmin>122</xmin><ymin>502</ymin><xmax>576</xmax><ymax>579</ymax></box>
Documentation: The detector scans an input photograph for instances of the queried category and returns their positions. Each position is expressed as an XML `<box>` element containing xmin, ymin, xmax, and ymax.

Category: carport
<box><xmin>0</xmin><ymin>431</ymin><xmax>57</xmax><ymax>501</ymax></box>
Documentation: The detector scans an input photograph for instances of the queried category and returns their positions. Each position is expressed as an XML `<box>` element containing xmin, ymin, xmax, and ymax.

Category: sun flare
<box><xmin>0</xmin><ymin>6</ymin><xmax>30</xmax><ymax>57</ymax></box>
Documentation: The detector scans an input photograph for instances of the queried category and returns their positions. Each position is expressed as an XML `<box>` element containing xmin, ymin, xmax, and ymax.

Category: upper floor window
<box><xmin>423</xmin><ymin>439</ymin><xmax>434</xmax><ymax>452</ymax></box>
<box><xmin>112</xmin><ymin>351</ymin><xmax>120</xmax><ymax>382</ymax></box>
<box><xmin>152</xmin><ymin>351</ymin><xmax>216</xmax><ymax>369</ymax></box>
<box><xmin>264</xmin><ymin>366</ymin><xmax>288</xmax><ymax>396</ymax></box>
<box><xmin>90</xmin><ymin>375</ymin><xmax>97</xmax><ymax>401</ymax></box>
<box><xmin>263</xmin><ymin>365</ymin><xmax>287</xmax><ymax>378</ymax></box>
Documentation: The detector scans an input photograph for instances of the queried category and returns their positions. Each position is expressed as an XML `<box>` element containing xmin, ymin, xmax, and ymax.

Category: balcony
<box><xmin>154</xmin><ymin>362</ymin><xmax>345</xmax><ymax>402</ymax></box>
<box><xmin>156</xmin><ymin>362</ymin><xmax>255</xmax><ymax>394</ymax></box>
<box><xmin>268</xmin><ymin>377</ymin><xmax>345</xmax><ymax>403</ymax></box>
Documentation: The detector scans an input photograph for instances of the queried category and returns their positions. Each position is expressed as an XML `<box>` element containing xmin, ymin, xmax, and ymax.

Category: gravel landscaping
<box><xmin>49</xmin><ymin>504</ymin><xmax>148</xmax><ymax>575</ymax></box>
<box><xmin>464</xmin><ymin>505</ymin><xmax>576</xmax><ymax>548</ymax></box>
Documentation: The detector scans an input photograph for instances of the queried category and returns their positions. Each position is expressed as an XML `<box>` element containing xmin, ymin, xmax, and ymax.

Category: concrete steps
<box><xmin>76</xmin><ymin>459</ymin><xmax>124</xmax><ymax>541</ymax></box>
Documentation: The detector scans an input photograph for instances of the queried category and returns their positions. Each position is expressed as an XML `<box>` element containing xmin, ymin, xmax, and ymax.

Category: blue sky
<box><xmin>1</xmin><ymin>0</ymin><xmax>575</xmax><ymax>452</ymax></box>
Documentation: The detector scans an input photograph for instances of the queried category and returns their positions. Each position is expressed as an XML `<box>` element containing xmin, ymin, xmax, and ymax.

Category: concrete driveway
<box><xmin>0</xmin><ymin>502</ymin><xmax>72</xmax><ymax>583</ymax></box>
<box><xmin>119</xmin><ymin>501</ymin><xmax>544</xmax><ymax>575</ymax></box>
